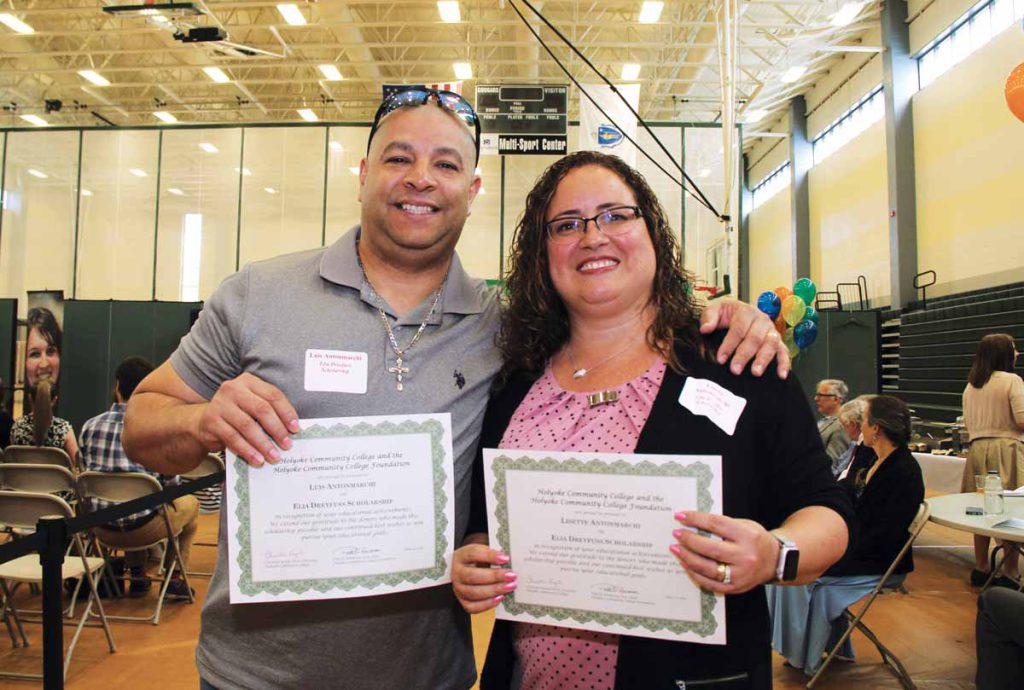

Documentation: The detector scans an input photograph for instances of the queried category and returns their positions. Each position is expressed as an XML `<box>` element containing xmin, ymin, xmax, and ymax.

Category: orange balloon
<box><xmin>774</xmin><ymin>314</ymin><xmax>787</xmax><ymax>336</ymax></box>
<box><xmin>1007</xmin><ymin>63</ymin><xmax>1024</xmax><ymax>123</ymax></box>
<box><xmin>774</xmin><ymin>286</ymin><xmax>792</xmax><ymax>302</ymax></box>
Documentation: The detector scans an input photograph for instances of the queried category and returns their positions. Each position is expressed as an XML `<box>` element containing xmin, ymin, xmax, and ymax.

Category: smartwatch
<box><xmin>771</xmin><ymin>531</ymin><xmax>800</xmax><ymax>582</ymax></box>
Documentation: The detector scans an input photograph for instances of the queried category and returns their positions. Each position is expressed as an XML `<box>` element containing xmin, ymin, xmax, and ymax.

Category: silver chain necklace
<box><xmin>565</xmin><ymin>339</ymin><xmax>640</xmax><ymax>379</ymax></box>
<box><xmin>357</xmin><ymin>240</ymin><xmax>448</xmax><ymax>391</ymax></box>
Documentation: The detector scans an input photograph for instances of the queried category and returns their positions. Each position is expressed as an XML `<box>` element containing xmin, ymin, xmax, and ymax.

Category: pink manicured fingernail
<box><xmin>251</xmin><ymin>454</ymin><xmax>264</xmax><ymax>467</ymax></box>
<box><xmin>268</xmin><ymin>448</ymin><xmax>281</xmax><ymax>462</ymax></box>
<box><xmin>672</xmin><ymin>529</ymin><xmax>683</xmax><ymax>539</ymax></box>
<box><xmin>281</xmin><ymin>437</ymin><xmax>293</xmax><ymax>450</ymax></box>
<box><xmin>674</xmin><ymin>512</ymin><xmax>687</xmax><ymax>521</ymax></box>
<box><xmin>504</xmin><ymin>571</ymin><xmax>518</xmax><ymax>581</ymax></box>
<box><xmin>496</xmin><ymin>554</ymin><xmax>511</xmax><ymax>564</ymax></box>
<box><xmin>503</xmin><ymin>582</ymin><xmax>517</xmax><ymax>592</ymax></box>
<box><xmin>288</xmin><ymin>419</ymin><xmax>300</xmax><ymax>432</ymax></box>
<box><xmin>493</xmin><ymin>595</ymin><xmax>505</xmax><ymax>604</ymax></box>
<box><xmin>669</xmin><ymin>544</ymin><xmax>682</xmax><ymax>556</ymax></box>
<box><xmin>753</xmin><ymin>365</ymin><xmax>764</xmax><ymax>376</ymax></box>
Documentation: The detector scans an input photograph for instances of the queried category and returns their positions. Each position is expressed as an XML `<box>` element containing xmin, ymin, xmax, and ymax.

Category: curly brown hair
<box><xmin>498</xmin><ymin>150</ymin><xmax>704</xmax><ymax>377</ymax></box>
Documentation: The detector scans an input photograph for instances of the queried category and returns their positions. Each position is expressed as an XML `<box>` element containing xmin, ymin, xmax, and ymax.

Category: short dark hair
<box><xmin>968</xmin><ymin>333</ymin><xmax>1017</xmax><ymax>388</ymax></box>
<box><xmin>115</xmin><ymin>357</ymin><xmax>154</xmax><ymax>400</ymax></box>
<box><xmin>866</xmin><ymin>395</ymin><xmax>912</xmax><ymax>446</ymax></box>
<box><xmin>27</xmin><ymin>307</ymin><xmax>62</xmax><ymax>353</ymax></box>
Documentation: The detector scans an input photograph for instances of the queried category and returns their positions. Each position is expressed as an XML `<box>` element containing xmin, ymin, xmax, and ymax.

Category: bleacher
<box><xmin>888</xmin><ymin>281</ymin><xmax>1024</xmax><ymax>424</ymax></box>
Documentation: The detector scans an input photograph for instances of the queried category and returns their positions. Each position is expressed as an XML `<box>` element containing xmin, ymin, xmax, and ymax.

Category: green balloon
<box><xmin>793</xmin><ymin>277</ymin><xmax>817</xmax><ymax>305</ymax></box>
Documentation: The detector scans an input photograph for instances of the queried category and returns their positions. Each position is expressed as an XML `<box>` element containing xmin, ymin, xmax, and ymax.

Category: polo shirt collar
<box><xmin>319</xmin><ymin>225</ymin><xmax>490</xmax><ymax>317</ymax></box>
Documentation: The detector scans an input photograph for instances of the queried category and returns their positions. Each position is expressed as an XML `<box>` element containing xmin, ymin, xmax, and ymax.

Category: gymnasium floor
<box><xmin>1</xmin><ymin>512</ymin><xmax>979</xmax><ymax>689</ymax></box>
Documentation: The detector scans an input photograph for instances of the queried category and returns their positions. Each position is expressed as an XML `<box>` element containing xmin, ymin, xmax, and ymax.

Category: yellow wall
<box><xmin>913</xmin><ymin>27</ymin><xmax>1024</xmax><ymax>296</ymax></box>
<box><xmin>808</xmin><ymin>120</ymin><xmax>891</xmax><ymax>306</ymax></box>
<box><xmin>748</xmin><ymin>183</ymin><xmax>793</xmax><ymax>294</ymax></box>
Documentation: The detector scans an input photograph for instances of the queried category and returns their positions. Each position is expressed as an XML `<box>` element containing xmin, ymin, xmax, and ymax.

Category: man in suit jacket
<box><xmin>816</xmin><ymin>379</ymin><xmax>852</xmax><ymax>467</ymax></box>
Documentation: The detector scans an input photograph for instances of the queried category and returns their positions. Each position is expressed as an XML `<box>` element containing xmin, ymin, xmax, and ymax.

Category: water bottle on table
<box><xmin>984</xmin><ymin>471</ymin><xmax>1004</xmax><ymax>516</ymax></box>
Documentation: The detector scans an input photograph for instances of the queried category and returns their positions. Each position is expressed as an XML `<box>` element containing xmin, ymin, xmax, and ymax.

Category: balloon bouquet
<box><xmin>756</xmin><ymin>278</ymin><xmax>819</xmax><ymax>359</ymax></box>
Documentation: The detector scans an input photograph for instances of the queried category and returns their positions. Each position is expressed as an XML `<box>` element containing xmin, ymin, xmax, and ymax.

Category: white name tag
<box><xmin>304</xmin><ymin>349</ymin><xmax>368</xmax><ymax>394</ymax></box>
<box><xmin>678</xmin><ymin>377</ymin><xmax>747</xmax><ymax>436</ymax></box>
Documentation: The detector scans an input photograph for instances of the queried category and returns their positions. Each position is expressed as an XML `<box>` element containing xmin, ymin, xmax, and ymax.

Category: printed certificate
<box><xmin>483</xmin><ymin>449</ymin><xmax>725</xmax><ymax>644</ymax></box>
<box><xmin>227</xmin><ymin>414</ymin><xmax>453</xmax><ymax>604</ymax></box>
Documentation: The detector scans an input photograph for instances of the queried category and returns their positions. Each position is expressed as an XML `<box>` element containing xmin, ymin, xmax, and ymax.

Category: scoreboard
<box><xmin>476</xmin><ymin>84</ymin><xmax>568</xmax><ymax>155</ymax></box>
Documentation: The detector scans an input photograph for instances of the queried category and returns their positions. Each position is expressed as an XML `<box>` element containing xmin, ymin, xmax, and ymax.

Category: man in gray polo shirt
<box><xmin>123</xmin><ymin>89</ymin><xmax>788</xmax><ymax>690</ymax></box>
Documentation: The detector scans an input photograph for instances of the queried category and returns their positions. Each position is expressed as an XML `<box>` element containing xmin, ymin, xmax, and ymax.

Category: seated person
<box><xmin>11</xmin><ymin>307</ymin><xmax>77</xmax><ymax>459</ymax></box>
<box><xmin>977</xmin><ymin>587</ymin><xmax>1024</xmax><ymax>690</ymax></box>
<box><xmin>815</xmin><ymin>379</ymin><xmax>852</xmax><ymax>466</ymax></box>
<box><xmin>79</xmin><ymin>357</ymin><xmax>198</xmax><ymax>598</ymax></box>
<box><xmin>833</xmin><ymin>399</ymin><xmax>874</xmax><ymax>479</ymax></box>
<box><xmin>769</xmin><ymin>395</ymin><xmax>924</xmax><ymax>675</ymax></box>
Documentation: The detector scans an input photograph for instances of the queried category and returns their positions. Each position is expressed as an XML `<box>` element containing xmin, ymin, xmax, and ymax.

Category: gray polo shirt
<box><xmin>171</xmin><ymin>226</ymin><xmax>502</xmax><ymax>690</ymax></box>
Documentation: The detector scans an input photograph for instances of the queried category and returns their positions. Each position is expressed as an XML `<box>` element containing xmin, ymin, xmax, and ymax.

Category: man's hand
<box><xmin>197</xmin><ymin>372</ymin><xmax>300</xmax><ymax>467</ymax></box>
<box><xmin>700</xmin><ymin>298</ymin><xmax>790</xmax><ymax>378</ymax></box>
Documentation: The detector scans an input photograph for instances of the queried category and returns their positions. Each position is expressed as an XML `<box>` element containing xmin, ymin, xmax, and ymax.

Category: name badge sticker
<box><xmin>678</xmin><ymin>377</ymin><xmax>747</xmax><ymax>436</ymax></box>
<box><xmin>304</xmin><ymin>349</ymin><xmax>368</xmax><ymax>394</ymax></box>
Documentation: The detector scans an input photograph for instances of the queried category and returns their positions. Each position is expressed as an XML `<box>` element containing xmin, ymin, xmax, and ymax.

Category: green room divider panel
<box><xmin>61</xmin><ymin>300</ymin><xmax>201</xmax><ymax>433</ymax></box>
<box><xmin>792</xmin><ymin>310</ymin><xmax>881</xmax><ymax>409</ymax></box>
<box><xmin>0</xmin><ymin>298</ymin><xmax>16</xmax><ymax>406</ymax></box>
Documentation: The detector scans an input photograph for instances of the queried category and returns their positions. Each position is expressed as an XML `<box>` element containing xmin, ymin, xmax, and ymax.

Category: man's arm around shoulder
<box><xmin>123</xmin><ymin>360</ymin><xmax>300</xmax><ymax>475</ymax></box>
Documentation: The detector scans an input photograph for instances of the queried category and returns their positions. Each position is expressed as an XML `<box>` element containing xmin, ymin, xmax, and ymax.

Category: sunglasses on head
<box><xmin>366</xmin><ymin>87</ymin><xmax>481</xmax><ymax>163</ymax></box>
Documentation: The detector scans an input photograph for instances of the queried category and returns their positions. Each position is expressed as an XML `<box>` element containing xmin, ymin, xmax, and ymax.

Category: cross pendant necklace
<box><xmin>387</xmin><ymin>356</ymin><xmax>411</xmax><ymax>391</ymax></box>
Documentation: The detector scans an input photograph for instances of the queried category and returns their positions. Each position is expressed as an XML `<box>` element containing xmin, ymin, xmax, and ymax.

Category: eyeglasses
<box><xmin>544</xmin><ymin>206</ymin><xmax>643</xmax><ymax>244</ymax></box>
<box><xmin>366</xmin><ymin>87</ymin><xmax>481</xmax><ymax>162</ymax></box>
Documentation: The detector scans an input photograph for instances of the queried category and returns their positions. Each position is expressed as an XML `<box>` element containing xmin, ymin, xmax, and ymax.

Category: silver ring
<box><xmin>722</xmin><ymin>564</ymin><xmax>732</xmax><ymax>585</ymax></box>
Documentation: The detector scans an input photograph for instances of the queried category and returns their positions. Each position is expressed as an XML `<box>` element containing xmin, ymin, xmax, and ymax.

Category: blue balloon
<box><xmin>794</xmin><ymin>319</ymin><xmax>818</xmax><ymax>349</ymax></box>
<box><xmin>803</xmin><ymin>305</ymin><xmax>819</xmax><ymax>325</ymax></box>
<box><xmin>757</xmin><ymin>291</ymin><xmax>781</xmax><ymax>320</ymax></box>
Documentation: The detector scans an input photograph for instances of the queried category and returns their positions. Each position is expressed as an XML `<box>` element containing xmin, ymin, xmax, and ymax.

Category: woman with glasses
<box><xmin>453</xmin><ymin>151</ymin><xmax>852</xmax><ymax>689</ymax></box>
<box><xmin>962</xmin><ymin>333</ymin><xmax>1024</xmax><ymax>587</ymax></box>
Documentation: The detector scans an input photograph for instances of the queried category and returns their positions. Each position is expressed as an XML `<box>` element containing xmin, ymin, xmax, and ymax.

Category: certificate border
<box><xmin>491</xmin><ymin>454</ymin><xmax>718</xmax><ymax>638</ymax></box>
<box><xmin>234</xmin><ymin>418</ymin><xmax>449</xmax><ymax>596</ymax></box>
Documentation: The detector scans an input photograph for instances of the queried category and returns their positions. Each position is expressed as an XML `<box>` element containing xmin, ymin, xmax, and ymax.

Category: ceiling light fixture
<box><xmin>102</xmin><ymin>3</ymin><xmax>204</xmax><ymax>17</ymax></box>
<box><xmin>81</xmin><ymin>189</ymin><xmax>93</xmax><ymax>197</ymax></box>
<box><xmin>264</xmin><ymin>186</ymin><xmax>278</xmax><ymax>194</ymax></box>
<box><xmin>297</xmin><ymin>108</ymin><xmax>319</xmax><ymax>122</ymax></box>
<box><xmin>621</xmin><ymin>63</ymin><xmax>641</xmax><ymax>80</ymax></box>
<box><xmin>168</xmin><ymin>188</ymin><xmax>185</xmax><ymax>196</ymax></box>
<box><xmin>0</xmin><ymin>13</ymin><xmax>34</xmax><ymax>34</ymax></box>
<box><xmin>202</xmin><ymin>66</ymin><xmax>231</xmax><ymax>83</ymax></box>
<box><xmin>199</xmin><ymin>142</ymin><xmax>219</xmax><ymax>153</ymax></box>
<box><xmin>129</xmin><ymin>168</ymin><xmax>148</xmax><ymax>177</ymax></box>
<box><xmin>638</xmin><ymin>2</ymin><xmax>664</xmax><ymax>24</ymax></box>
<box><xmin>318</xmin><ymin>64</ymin><xmax>343</xmax><ymax>81</ymax></box>
<box><xmin>276</xmin><ymin>4</ymin><xmax>307</xmax><ymax>26</ymax></box>
<box><xmin>437</xmin><ymin>1</ymin><xmax>461</xmax><ymax>22</ymax></box>
<box><xmin>781</xmin><ymin>65</ymin><xmax>807</xmax><ymax>83</ymax></box>
<box><xmin>154</xmin><ymin>111</ymin><xmax>178</xmax><ymax>124</ymax></box>
<box><xmin>453</xmin><ymin>62</ymin><xmax>473</xmax><ymax>80</ymax></box>
<box><xmin>78</xmin><ymin>70</ymin><xmax>110</xmax><ymax>87</ymax></box>
<box><xmin>235</xmin><ymin>167</ymin><xmax>253</xmax><ymax>175</ymax></box>
<box><xmin>329</xmin><ymin>141</ymin><xmax>344</xmax><ymax>152</ymax></box>
<box><xmin>27</xmin><ymin>169</ymin><xmax>48</xmax><ymax>179</ymax></box>
<box><xmin>349</xmin><ymin>166</ymin><xmax>361</xmax><ymax>175</ymax></box>
<box><xmin>831</xmin><ymin>1</ymin><xmax>866</xmax><ymax>27</ymax></box>
<box><xmin>20</xmin><ymin>114</ymin><xmax>48</xmax><ymax>127</ymax></box>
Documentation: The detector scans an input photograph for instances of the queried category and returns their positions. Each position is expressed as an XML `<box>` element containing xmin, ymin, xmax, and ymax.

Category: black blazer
<box><xmin>468</xmin><ymin>335</ymin><xmax>854</xmax><ymax>690</ymax></box>
<box><xmin>830</xmin><ymin>444</ymin><xmax>923</xmax><ymax>576</ymax></box>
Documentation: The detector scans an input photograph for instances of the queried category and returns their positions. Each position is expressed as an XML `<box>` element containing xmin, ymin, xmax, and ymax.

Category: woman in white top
<box><xmin>961</xmin><ymin>333</ymin><xmax>1024</xmax><ymax>586</ymax></box>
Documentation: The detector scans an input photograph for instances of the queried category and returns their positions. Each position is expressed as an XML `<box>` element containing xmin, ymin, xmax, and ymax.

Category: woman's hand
<box><xmin>452</xmin><ymin>542</ymin><xmax>517</xmax><ymax>613</ymax></box>
<box><xmin>670</xmin><ymin>511</ymin><xmax>778</xmax><ymax>594</ymax></box>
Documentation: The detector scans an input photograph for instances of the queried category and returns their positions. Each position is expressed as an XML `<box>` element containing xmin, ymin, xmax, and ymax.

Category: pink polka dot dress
<box><xmin>498</xmin><ymin>358</ymin><xmax>667</xmax><ymax>690</ymax></box>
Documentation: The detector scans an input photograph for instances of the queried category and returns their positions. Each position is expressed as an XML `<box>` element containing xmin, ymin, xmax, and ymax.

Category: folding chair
<box><xmin>76</xmin><ymin>471</ymin><xmax>195</xmax><ymax>625</ymax></box>
<box><xmin>807</xmin><ymin>502</ymin><xmax>931</xmax><ymax>690</ymax></box>
<box><xmin>0</xmin><ymin>490</ymin><xmax>116</xmax><ymax>682</ymax></box>
<box><xmin>2</xmin><ymin>446</ymin><xmax>76</xmax><ymax>473</ymax></box>
<box><xmin>180</xmin><ymin>454</ymin><xmax>224</xmax><ymax>578</ymax></box>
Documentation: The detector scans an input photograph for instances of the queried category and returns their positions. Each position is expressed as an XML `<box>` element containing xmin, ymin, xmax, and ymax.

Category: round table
<box><xmin>928</xmin><ymin>492</ymin><xmax>1024</xmax><ymax>540</ymax></box>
